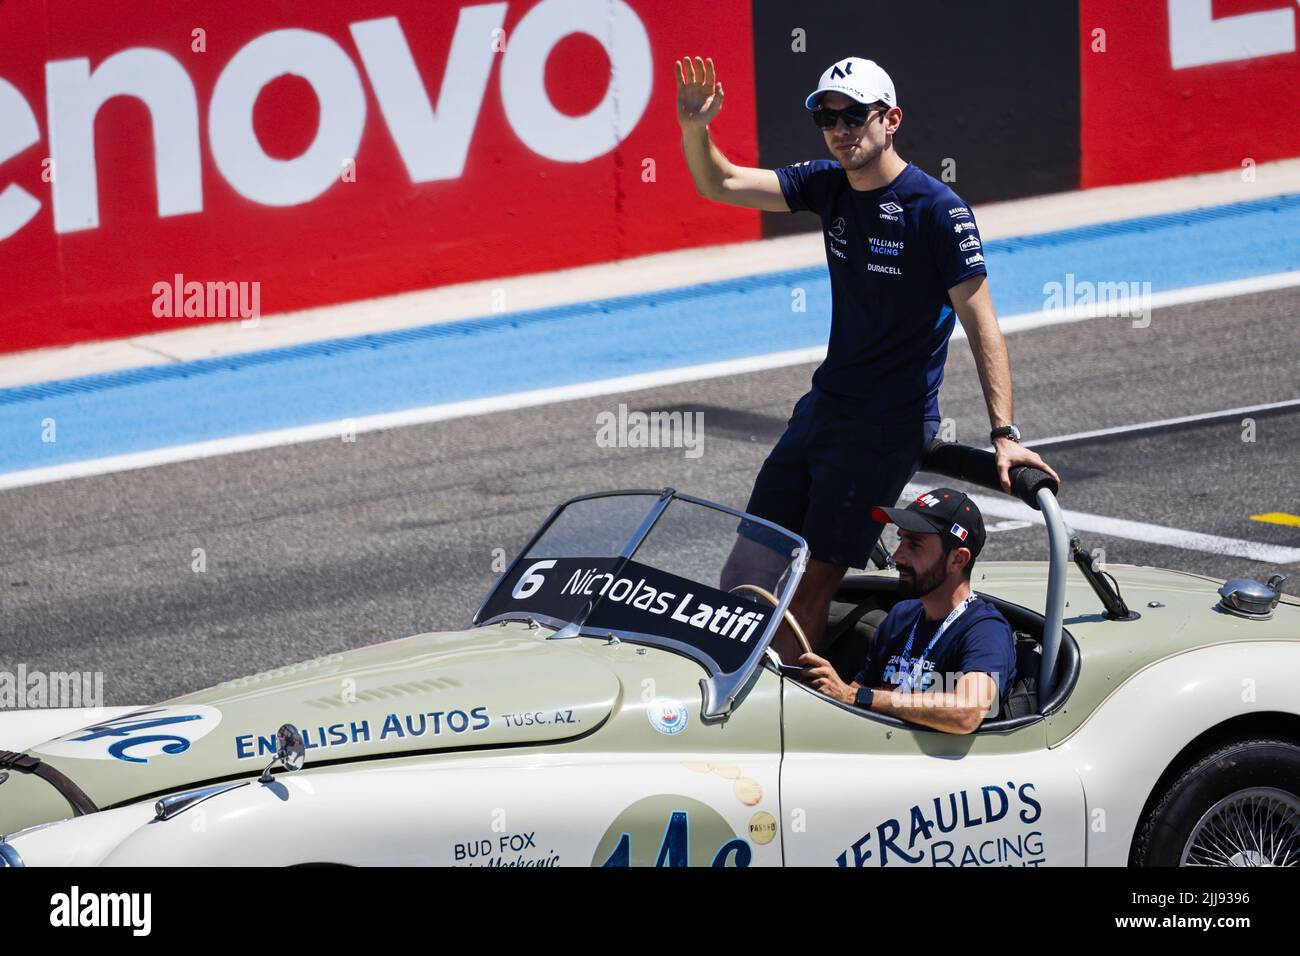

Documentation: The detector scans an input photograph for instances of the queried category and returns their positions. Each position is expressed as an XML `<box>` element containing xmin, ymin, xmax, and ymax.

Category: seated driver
<box><xmin>799</xmin><ymin>488</ymin><xmax>1016</xmax><ymax>734</ymax></box>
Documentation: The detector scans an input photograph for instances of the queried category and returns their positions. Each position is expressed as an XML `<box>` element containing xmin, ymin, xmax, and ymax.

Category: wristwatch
<box><xmin>854</xmin><ymin>687</ymin><xmax>875</xmax><ymax>710</ymax></box>
<box><xmin>990</xmin><ymin>424</ymin><xmax>1022</xmax><ymax>443</ymax></box>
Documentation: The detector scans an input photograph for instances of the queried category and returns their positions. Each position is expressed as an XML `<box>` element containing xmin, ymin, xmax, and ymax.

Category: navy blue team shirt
<box><xmin>775</xmin><ymin>160</ymin><xmax>987</xmax><ymax>420</ymax></box>
<box><xmin>855</xmin><ymin>596</ymin><xmax>1017</xmax><ymax>699</ymax></box>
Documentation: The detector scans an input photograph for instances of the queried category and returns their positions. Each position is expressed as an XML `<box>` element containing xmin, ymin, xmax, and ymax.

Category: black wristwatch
<box><xmin>854</xmin><ymin>687</ymin><xmax>875</xmax><ymax>710</ymax></box>
<box><xmin>990</xmin><ymin>424</ymin><xmax>1022</xmax><ymax>443</ymax></box>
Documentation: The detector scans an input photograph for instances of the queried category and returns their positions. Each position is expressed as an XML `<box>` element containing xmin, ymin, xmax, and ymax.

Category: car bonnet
<box><xmin>4</xmin><ymin>622</ymin><xmax>620</xmax><ymax>827</ymax></box>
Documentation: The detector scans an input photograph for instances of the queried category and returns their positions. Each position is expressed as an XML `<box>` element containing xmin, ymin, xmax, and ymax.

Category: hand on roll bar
<box><xmin>993</xmin><ymin>438</ymin><xmax>1060</xmax><ymax>494</ymax></box>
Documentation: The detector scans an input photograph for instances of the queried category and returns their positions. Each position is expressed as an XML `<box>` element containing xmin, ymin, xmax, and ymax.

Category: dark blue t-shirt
<box><xmin>854</xmin><ymin>596</ymin><xmax>1017</xmax><ymax>699</ymax></box>
<box><xmin>774</xmin><ymin>160</ymin><xmax>987</xmax><ymax>420</ymax></box>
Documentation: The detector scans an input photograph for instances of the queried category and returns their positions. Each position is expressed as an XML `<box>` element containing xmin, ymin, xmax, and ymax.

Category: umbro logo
<box><xmin>879</xmin><ymin>202</ymin><xmax>903</xmax><ymax>215</ymax></box>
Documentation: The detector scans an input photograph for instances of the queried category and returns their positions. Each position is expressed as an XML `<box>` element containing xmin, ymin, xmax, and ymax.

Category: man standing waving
<box><xmin>677</xmin><ymin>55</ymin><xmax>1058</xmax><ymax>659</ymax></box>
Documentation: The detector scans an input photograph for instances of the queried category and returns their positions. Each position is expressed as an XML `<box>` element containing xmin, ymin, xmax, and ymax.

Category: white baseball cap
<box><xmin>804</xmin><ymin>57</ymin><xmax>897</xmax><ymax>109</ymax></box>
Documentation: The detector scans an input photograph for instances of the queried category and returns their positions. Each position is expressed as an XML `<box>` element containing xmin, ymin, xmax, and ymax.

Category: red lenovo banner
<box><xmin>1080</xmin><ymin>0</ymin><xmax>1300</xmax><ymax>187</ymax></box>
<box><xmin>0</xmin><ymin>0</ymin><xmax>758</xmax><ymax>353</ymax></box>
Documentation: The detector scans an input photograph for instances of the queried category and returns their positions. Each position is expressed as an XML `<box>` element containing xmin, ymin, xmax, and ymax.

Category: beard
<box><xmin>895</xmin><ymin>556</ymin><xmax>947</xmax><ymax>598</ymax></box>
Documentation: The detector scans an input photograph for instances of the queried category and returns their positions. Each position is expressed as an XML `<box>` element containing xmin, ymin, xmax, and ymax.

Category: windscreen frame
<box><xmin>471</xmin><ymin>488</ymin><xmax>808</xmax><ymax>719</ymax></box>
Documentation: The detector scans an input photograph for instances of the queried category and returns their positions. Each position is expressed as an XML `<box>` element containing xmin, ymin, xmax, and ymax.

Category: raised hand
<box><xmin>675</xmin><ymin>56</ymin><xmax>723</xmax><ymax>128</ymax></box>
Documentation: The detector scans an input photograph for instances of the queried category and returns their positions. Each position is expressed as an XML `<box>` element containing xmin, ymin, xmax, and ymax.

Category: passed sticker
<box><xmin>646</xmin><ymin>697</ymin><xmax>689</xmax><ymax>735</ymax></box>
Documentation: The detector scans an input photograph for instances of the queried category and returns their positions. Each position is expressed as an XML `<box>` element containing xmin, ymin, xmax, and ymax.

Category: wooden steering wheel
<box><xmin>728</xmin><ymin>584</ymin><xmax>812</xmax><ymax>656</ymax></box>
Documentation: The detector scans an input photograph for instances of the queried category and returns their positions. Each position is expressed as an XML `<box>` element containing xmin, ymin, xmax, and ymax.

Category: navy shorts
<box><xmin>744</xmin><ymin>390</ymin><xmax>941</xmax><ymax>568</ymax></box>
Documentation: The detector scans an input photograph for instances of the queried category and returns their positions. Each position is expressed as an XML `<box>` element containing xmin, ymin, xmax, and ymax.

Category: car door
<box><xmin>778</xmin><ymin>677</ymin><xmax>1087</xmax><ymax>867</ymax></box>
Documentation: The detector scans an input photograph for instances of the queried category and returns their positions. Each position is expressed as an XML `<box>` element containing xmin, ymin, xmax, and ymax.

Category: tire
<box><xmin>1133</xmin><ymin>737</ymin><xmax>1300</xmax><ymax>866</ymax></box>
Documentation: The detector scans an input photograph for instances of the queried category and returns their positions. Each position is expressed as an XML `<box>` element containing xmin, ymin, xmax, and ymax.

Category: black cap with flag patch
<box><xmin>871</xmin><ymin>487</ymin><xmax>986</xmax><ymax>557</ymax></box>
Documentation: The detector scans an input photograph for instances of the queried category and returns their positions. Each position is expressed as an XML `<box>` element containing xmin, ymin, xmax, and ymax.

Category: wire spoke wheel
<box><xmin>1180</xmin><ymin>787</ymin><xmax>1300</xmax><ymax>867</ymax></box>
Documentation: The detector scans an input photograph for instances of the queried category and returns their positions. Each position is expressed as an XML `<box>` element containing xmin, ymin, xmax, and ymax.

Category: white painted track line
<box><xmin>994</xmin><ymin>272</ymin><xmax>1300</xmax><ymax>336</ymax></box>
<box><xmin>3</xmin><ymin>269</ymin><xmax>1296</xmax><ymax>491</ymax></box>
<box><xmin>3</xmin><ymin>361</ymin><xmax>1297</xmax><ymax>566</ymax></box>
<box><xmin>1023</xmin><ymin>399</ymin><xmax>1300</xmax><ymax>449</ymax></box>
<box><xmin>0</xmin><ymin>349</ymin><xmax>826</xmax><ymax>491</ymax></box>
<box><xmin>900</xmin><ymin>484</ymin><xmax>1300</xmax><ymax>566</ymax></box>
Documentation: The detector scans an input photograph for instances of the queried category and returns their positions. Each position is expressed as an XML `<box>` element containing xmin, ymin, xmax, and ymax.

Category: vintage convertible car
<box><xmin>2</xmin><ymin>442</ymin><xmax>1297</xmax><ymax>867</ymax></box>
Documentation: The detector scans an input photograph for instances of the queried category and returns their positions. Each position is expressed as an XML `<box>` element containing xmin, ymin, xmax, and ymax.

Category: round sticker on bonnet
<box><xmin>32</xmin><ymin>705</ymin><xmax>223</xmax><ymax>764</ymax></box>
<box><xmin>647</xmin><ymin>697</ymin><xmax>689</xmax><ymax>735</ymax></box>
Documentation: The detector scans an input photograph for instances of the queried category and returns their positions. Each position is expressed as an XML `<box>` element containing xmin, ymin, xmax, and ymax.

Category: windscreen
<box><xmin>475</xmin><ymin>492</ymin><xmax>804</xmax><ymax>677</ymax></box>
<box><xmin>475</xmin><ymin>494</ymin><xmax>659</xmax><ymax>628</ymax></box>
<box><xmin>587</xmin><ymin>497</ymin><xmax>803</xmax><ymax>672</ymax></box>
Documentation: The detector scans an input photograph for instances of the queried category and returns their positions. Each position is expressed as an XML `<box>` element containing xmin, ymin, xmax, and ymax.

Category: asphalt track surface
<box><xmin>2</xmin><ymin>287</ymin><xmax>1297</xmax><ymax>705</ymax></box>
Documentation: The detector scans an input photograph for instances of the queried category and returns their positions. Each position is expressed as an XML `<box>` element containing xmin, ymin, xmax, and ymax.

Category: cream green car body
<box><xmin>2</xmin><ymin>445</ymin><xmax>1297</xmax><ymax>867</ymax></box>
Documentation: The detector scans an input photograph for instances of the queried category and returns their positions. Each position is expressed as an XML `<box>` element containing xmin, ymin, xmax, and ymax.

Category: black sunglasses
<box><xmin>811</xmin><ymin>103</ymin><xmax>886</xmax><ymax>130</ymax></box>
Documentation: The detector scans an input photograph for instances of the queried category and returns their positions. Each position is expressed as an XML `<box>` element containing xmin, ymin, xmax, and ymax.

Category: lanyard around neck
<box><xmin>900</xmin><ymin>594</ymin><xmax>976</xmax><ymax>670</ymax></box>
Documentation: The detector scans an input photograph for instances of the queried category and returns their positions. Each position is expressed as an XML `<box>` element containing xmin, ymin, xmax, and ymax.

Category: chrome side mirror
<box><xmin>258</xmin><ymin>723</ymin><xmax>306</xmax><ymax>783</ymax></box>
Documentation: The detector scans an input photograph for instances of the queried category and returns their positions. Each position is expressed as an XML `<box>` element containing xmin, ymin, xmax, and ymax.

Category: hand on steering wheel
<box><xmin>728</xmin><ymin>583</ymin><xmax>811</xmax><ymax>656</ymax></box>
